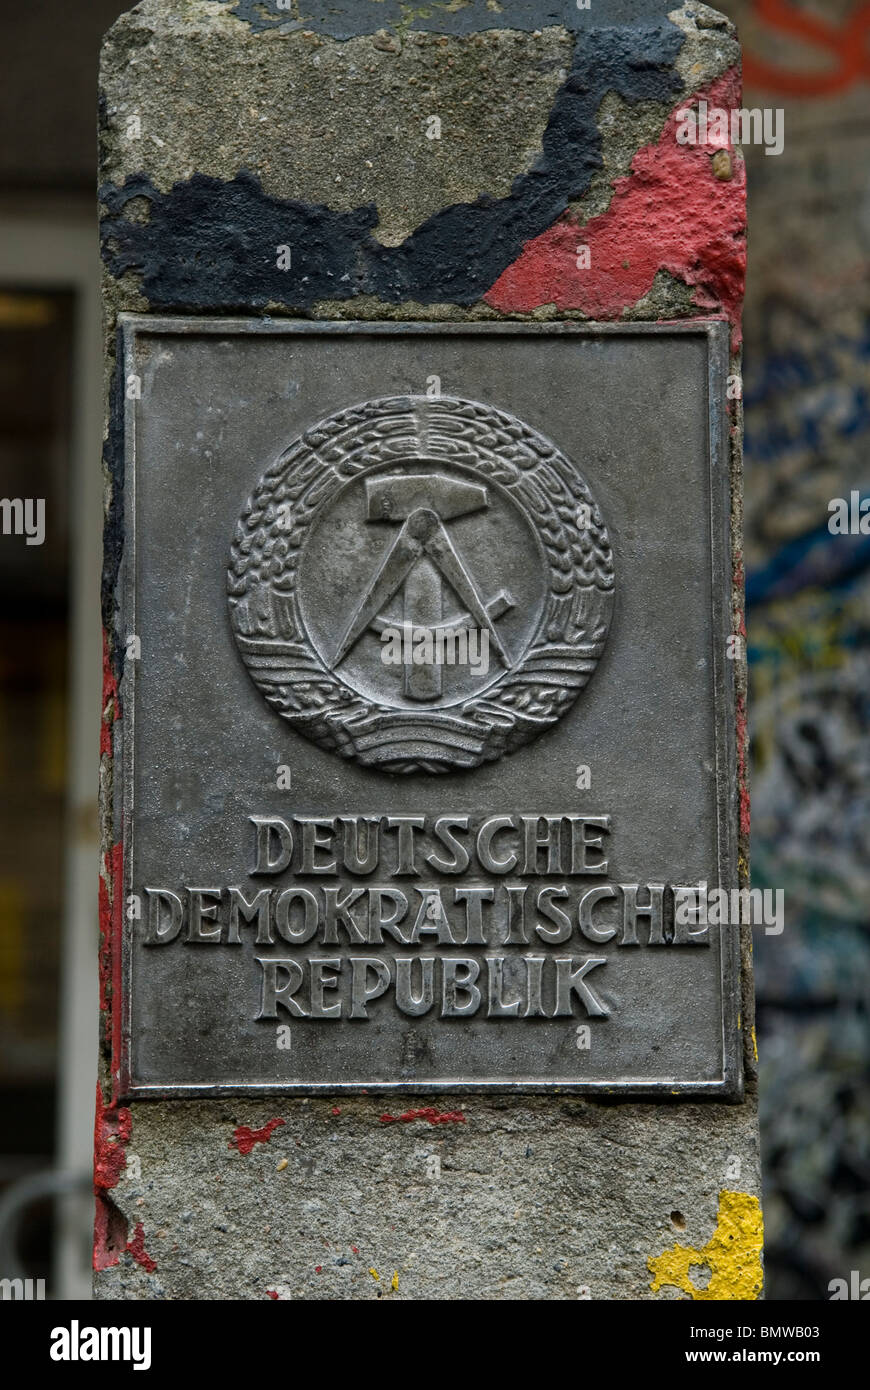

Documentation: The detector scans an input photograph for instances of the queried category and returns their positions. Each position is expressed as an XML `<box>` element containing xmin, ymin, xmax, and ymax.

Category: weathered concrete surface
<box><xmin>97</xmin><ymin>0</ymin><xmax>761</xmax><ymax>1299</ymax></box>
<box><xmin>96</xmin><ymin>1097</ymin><xmax>762</xmax><ymax>1300</ymax></box>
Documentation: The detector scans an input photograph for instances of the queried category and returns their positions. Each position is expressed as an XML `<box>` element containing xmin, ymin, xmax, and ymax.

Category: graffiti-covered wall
<box><xmin>723</xmin><ymin>0</ymin><xmax>870</xmax><ymax>1300</ymax></box>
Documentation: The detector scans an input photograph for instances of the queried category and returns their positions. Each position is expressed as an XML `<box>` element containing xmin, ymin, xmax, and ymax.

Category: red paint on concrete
<box><xmin>101</xmin><ymin>629</ymin><xmax>120</xmax><ymax>758</ymax></box>
<box><xmin>98</xmin><ymin>842</ymin><xmax>125</xmax><ymax>1083</ymax></box>
<box><xmin>127</xmin><ymin>1222</ymin><xmax>157</xmax><ymax>1274</ymax></box>
<box><xmin>266</xmin><ymin>1290</ymin><xmax>279</xmax><ymax>1299</ymax></box>
<box><xmin>97</xmin><ymin>863</ymin><xmax>112</xmax><ymax>1025</ymax></box>
<box><xmin>93</xmin><ymin>1083</ymin><xmax>132</xmax><ymax>1272</ymax></box>
<box><xmin>94</xmin><ymin>1083</ymin><xmax>132</xmax><ymax>1190</ymax></box>
<box><xmin>380</xmin><ymin>1108</ymin><xmax>466</xmax><ymax>1126</ymax></box>
<box><xmin>230</xmin><ymin>1118</ymin><xmax>286</xmax><ymax>1154</ymax></box>
<box><xmin>486</xmin><ymin>69</ymin><xmax>746</xmax><ymax>347</ymax></box>
<box><xmin>736</xmin><ymin>693</ymin><xmax>751</xmax><ymax>839</ymax></box>
<box><xmin>331</xmin><ymin>1107</ymin><xmax>341</xmax><ymax>1116</ymax></box>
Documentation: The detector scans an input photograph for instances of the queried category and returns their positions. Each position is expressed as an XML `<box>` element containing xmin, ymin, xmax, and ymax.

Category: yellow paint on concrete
<box><xmin>751</xmin><ymin>1027</ymin><xmax>758</xmax><ymax>1062</ymax></box>
<box><xmin>391</xmin><ymin>1271</ymin><xmax>399</xmax><ymax>1291</ymax></box>
<box><xmin>369</xmin><ymin>1267</ymin><xmax>380</xmax><ymax>1281</ymax></box>
<box><xmin>648</xmin><ymin>1192</ymin><xmax>763</xmax><ymax>1300</ymax></box>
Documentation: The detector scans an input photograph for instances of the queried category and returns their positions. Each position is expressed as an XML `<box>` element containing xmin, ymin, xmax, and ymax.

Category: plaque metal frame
<box><xmin>114</xmin><ymin>317</ymin><xmax>742</xmax><ymax>1101</ymax></box>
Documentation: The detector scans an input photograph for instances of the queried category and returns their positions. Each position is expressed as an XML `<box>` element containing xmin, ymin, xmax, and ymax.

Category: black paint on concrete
<box><xmin>100</xmin><ymin>20</ymin><xmax>684</xmax><ymax>311</ymax></box>
<box><xmin>102</xmin><ymin>328</ymin><xmax>126</xmax><ymax>669</ymax></box>
<box><xmin>217</xmin><ymin>0</ymin><xmax>678</xmax><ymax>39</ymax></box>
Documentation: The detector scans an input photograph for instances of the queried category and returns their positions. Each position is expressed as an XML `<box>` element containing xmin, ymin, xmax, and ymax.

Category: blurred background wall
<box><xmin>726</xmin><ymin>0</ymin><xmax>870</xmax><ymax>1300</ymax></box>
<box><xmin>0</xmin><ymin>0</ymin><xmax>866</xmax><ymax>1300</ymax></box>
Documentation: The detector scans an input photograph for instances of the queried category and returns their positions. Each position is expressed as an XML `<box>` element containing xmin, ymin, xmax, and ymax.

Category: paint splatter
<box><xmin>230</xmin><ymin>1118</ymin><xmax>286</xmax><ymax>1154</ymax></box>
<box><xmin>126</xmin><ymin>1222</ymin><xmax>157</xmax><ymax>1274</ymax></box>
<box><xmin>648</xmin><ymin>1191</ymin><xmax>764</xmax><ymax>1300</ymax></box>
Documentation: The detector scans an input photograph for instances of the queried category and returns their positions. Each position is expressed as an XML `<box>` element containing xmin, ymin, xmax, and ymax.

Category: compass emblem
<box><xmin>333</xmin><ymin>472</ymin><xmax>515</xmax><ymax>701</ymax></box>
<box><xmin>228</xmin><ymin>396</ymin><xmax>615</xmax><ymax>773</ymax></box>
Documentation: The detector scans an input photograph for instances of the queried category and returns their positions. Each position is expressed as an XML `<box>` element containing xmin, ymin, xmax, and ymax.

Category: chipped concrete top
<box><xmin>100</xmin><ymin>1</ymin><xmax>742</xmax><ymax>310</ymax></box>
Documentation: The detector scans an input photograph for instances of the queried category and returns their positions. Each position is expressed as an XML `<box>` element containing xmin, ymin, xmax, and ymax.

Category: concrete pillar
<box><xmin>96</xmin><ymin>0</ymin><xmax>761</xmax><ymax>1301</ymax></box>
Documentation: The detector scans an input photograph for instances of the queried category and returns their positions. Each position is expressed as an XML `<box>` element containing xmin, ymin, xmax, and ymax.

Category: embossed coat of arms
<box><xmin>229</xmin><ymin>396</ymin><xmax>614</xmax><ymax>773</ymax></box>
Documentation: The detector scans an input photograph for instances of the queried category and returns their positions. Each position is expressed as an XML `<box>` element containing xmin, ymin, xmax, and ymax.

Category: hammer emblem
<box><xmin>332</xmin><ymin>472</ymin><xmax>515</xmax><ymax>700</ymax></box>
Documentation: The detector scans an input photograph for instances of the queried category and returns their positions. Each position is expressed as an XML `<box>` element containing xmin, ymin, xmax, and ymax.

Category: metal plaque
<box><xmin>116</xmin><ymin>318</ymin><xmax>740</xmax><ymax>1098</ymax></box>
